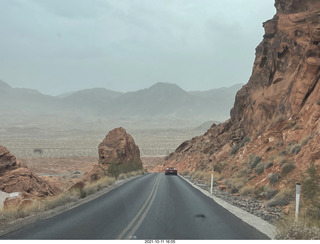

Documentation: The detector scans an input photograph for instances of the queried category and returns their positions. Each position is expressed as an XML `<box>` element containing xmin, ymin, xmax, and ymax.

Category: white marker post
<box><xmin>210</xmin><ymin>171</ymin><xmax>213</xmax><ymax>195</ymax></box>
<box><xmin>295</xmin><ymin>183</ymin><xmax>301</xmax><ymax>222</ymax></box>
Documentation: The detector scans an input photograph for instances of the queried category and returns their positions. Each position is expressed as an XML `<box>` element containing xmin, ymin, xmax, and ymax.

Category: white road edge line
<box><xmin>178</xmin><ymin>174</ymin><xmax>276</xmax><ymax>239</ymax></box>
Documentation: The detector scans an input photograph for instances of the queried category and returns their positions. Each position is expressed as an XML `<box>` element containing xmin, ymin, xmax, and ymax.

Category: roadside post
<box><xmin>210</xmin><ymin>171</ymin><xmax>213</xmax><ymax>195</ymax></box>
<box><xmin>295</xmin><ymin>182</ymin><xmax>301</xmax><ymax>222</ymax></box>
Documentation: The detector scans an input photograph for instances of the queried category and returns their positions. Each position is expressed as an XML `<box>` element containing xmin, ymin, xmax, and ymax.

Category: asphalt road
<box><xmin>1</xmin><ymin>173</ymin><xmax>269</xmax><ymax>240</ymax></box>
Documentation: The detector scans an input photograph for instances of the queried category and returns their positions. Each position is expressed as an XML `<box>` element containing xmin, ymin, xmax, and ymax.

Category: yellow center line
<box><xmin>116</xmin><ymin>174</ymin><xmax>161</xmax><ymax>240</ymax></box>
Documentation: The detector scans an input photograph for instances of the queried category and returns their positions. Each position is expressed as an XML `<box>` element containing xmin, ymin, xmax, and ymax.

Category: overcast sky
<box><xmin>0</xmin><ymin>0</ymin><xmax>275</xmax><ymax>95</ymax></box>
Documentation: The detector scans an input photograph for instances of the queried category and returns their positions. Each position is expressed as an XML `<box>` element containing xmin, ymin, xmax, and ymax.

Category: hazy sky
<box><xmin>0</xmin><ymin>0</ymin><xmax>275</xmax><ymax>95</ymax></box>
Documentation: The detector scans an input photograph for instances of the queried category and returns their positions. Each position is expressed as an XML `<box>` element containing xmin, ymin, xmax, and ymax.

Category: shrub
<box><xmin>240</xmin><ymin>186</ymin><xmax>255</xmax><ymax>196</ymax></box>
<box><xmin>266</xmin><ymin>189</ymin><xmax>294</xmax><ymax>207</ymax></box>
<box><xmin>279</xmin><ymin>158</ymin><xmax>287</xmax><ymax>166</ymax></box>
<box><xmin>276</xmin><ymin>216</ymin><xmax>320</xmax><ymax>239</ymax></box>
<box><xmin>255</xmin><ymin>162</ymin><xmax>265</xmax><ymax>175</ymax></box>
<box><xmin>302</xmin><ymin>162</ymin><xmax>320</xmax><ymax>201</ymax></box>
<box><xmin>286</xmin><ymin>143</ymin><xmax>301</xmax><ymax>155</ymax></box>
<box><xmin>225</xmin><ymin>177</ymin><xmax>247</xmax><ymax>193</ymax></box>
<box><xmin>266</xmin><ymin>189</ymin><xmax>279</xmax><ymax>200</ymax></box>
<box><xmin>213</xmin><ymin>163</ymin><xmax>224</xmax><ymax>174</ymax></box>
<box><xmin>249</xmin><ymin>154</ymin><xmax>262</xmax><ymax>169</ymax></box>
<box><xmin>266</xmin><ymin>162</ymin><xmax>274</xmax><ymax>169</ymax></box>
<box><xmin>180</xmin><ymin>169</ymin><xmax>190</xmax><ymax>176</ymax></box>
<box><xmin>317</xmin><ymin>100</ymin><xmax>320</xmax><ymax>106</ymax></box>
<box><xmin>107</xmin><ymin>160</ymin><xmax>142</xmax><ymax>179</ymax></box>
<box><xmin>281</xmin><ymin>162</ymin><xmax>296</xmax><ymax>176</ymax></box>
<box><xmin>269</xmin><ymin>173</ymin><xmax>280</xmax><ymax>185</ymax></box>
<box><xmin>230</xmin><ymin>137</ymin><xmax>250</xmax><ymax>155</ymax></box>
<box><xmin>254</xmin><ymin>186</ymin><xmax>266</xmax><ymax>199</ymax></box>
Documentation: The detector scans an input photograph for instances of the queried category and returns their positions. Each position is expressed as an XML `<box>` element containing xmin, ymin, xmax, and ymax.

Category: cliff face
<box><xmin>159</xmin><ymin>0</ymin><xmax>320</xmax><ymax>191</ymax></box>
<box><xmin>231</xmin><ymin>0</ymin><xmax>320</xmax><ymax>138</ymax></box>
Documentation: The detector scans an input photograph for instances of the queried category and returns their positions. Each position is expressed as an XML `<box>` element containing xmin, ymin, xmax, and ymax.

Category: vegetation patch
<box><xmin>249</xmin><ymin>154</ymin><xmax>262</xmax><ymax>169</ymax></box>
<box><xmin>281</xmin><ymin>162</ymin><xmax>296</xmax><ymax>176</ymax></box>
<box><xmin>108</xmin><ymin>161</ymin><xmax>143</xmax><ymax>179</ymax></box>
<box><xmin>286</xmin><ymin>142</ymin><xmax>301</xmax><ymax>155</ymax></box>
<box><xmin>266</xmin><ymin>189</ymin><xmax>295</xmax><ymax>207</ymax></box>
<box><xmin>269</xmin><ymin>173</ymin><xmax>280</xmax><ymax>185</ymax></box>
<box><xmin>276</xmin><ymin>216</ymin><xmax>320</xmax><ymax>240</ymax></box>
<box><xmin>239</xmin><ymin>186</ymin><xmax>255</xmax><ymax>196</ymax></box>
<box><xmin>255</xmin><ymin>162</ymin><xmax>265</xmax><ymax>175</ymax></box>
<box><xmin>230</xmin><ymin>136</ymin><xmax>250</xmax><ymax>155</ymax></box>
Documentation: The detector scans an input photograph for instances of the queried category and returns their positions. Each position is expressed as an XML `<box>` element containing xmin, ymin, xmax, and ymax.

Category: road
<box><xmin>1</xmin><ymin>173</ymin><xmax>269</xmax><ymax>239</ymax></box>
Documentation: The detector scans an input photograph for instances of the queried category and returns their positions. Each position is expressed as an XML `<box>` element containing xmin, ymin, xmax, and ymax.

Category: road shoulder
<box><xmin>178</xmin><ymin>174</ymin><xmax>276</xmax><ymax>239</ymax></box>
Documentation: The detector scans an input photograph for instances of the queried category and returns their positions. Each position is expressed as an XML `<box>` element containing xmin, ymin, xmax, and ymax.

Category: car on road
<box><xmin>165</xmin><ymin>167</ymin><xmax>177</xmax><ymax>175</ymax></box>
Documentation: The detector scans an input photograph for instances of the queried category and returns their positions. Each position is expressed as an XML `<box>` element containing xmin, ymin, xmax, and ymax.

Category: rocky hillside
<box><xmin>159</xmin><ymin>0</ymin><xmax>320</xmax><ymax>207</ymax></box>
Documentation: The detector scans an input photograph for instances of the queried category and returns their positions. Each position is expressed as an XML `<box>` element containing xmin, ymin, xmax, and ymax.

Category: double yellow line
<box><xmin>116</xmin><ymin>174</ymin><xmax>161</xmax><ymax>239</ymax></box>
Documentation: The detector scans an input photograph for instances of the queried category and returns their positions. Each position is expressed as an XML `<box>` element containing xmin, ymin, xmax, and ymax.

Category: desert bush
<box><xmin>279</xmin><ymin>150</ymin><xmax>287</xmax><ymax>157</ymax></box>
<box><xmin>302</xmin><ymin>163</ymin><xmax>320</xmax><ymax>201</ymax></box>
<box><xmin>281</xmin><ymin>162</ymin><xmax>296</xmax><ymax>176</ymax></box>
<box><xmin>254</xmin><ymin>186</ymin><xmax>266</xmax><ymax>199</ymax></box>
<box><xmin>107</xmin><ymin>160</ymin><xmax>142</xmax><ymax>179</ymax></box>
<box><xmin>266</xmin><ymin>162</ymin><xmax>274</xmax><ymax>169</ymax></box>
<box><xmin>249</xmin><ymin>154</ymin><xmax>262</xmax><ymax>169</ymax></box>
<box><xmin>213</xmin><ymin>163</ymin><xmax>225</xmax><ymax>174</ymax></box>
<box><xmin>255</xmin><ymin>162</ymin><xmax>265</xmax><ymax>175</ymax></box>
<box><xmin>286</xmin><ymin>142</ymin><xmax>301</xmax><ymax>155</ymax></box>
<box><xmin>230</xmin><ymin>137</ymin><xmax>250</xmax><ymax>155</ymax></box>
<box><xmin>82</xmin><ymin>176</ymin><xmax>116</xmax><ymax>197</ymax></box>
<box><xmin>180</xmin><ymin>169</ymin><xmax>190</xmax><ymax>176</ymax></box>
<box><xmin>276</xmin><ymin>215</ymin><xmax>320</xmax><ymax>240</ymax></box>
<box><xmin>240</xmin><ymin>185</ymin><xmax>254</xmax><ymax>196</ymax></box>
<box><xmin>266</xmin><ymin>189</ymin><xmax>279</xmax><ymax>200</ymax></box>
<box><xmin>266</xmin><ymin>189</ymin><xmax>294</xmax><ymax>207</ymax></box>
<box><xmin>225</xmin><ymin>177</ymin><xmax>247</xmax><ymax>193</ymax></box>
<box><xmin>269</xmin><ymin>173</ymin><xmax>280</xmax><ymax>185</ymax></box>
<box><xmin>317</xmin><ymin>100</ymin><xmax>320</xmax><ymax>106</ymax></box>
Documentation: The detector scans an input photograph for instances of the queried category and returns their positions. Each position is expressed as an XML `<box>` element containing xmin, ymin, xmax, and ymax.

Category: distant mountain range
<box><xmin>0</xmin><ymin>80</ymin><xmax>242</xmax><ymax>129</ymax></box>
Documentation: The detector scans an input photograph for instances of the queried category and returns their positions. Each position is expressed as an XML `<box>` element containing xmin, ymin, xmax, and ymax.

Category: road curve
<box><xmin>1</xmin><ymin>173</ymin><xmax>269</xmax><ymax>240</ymax></box>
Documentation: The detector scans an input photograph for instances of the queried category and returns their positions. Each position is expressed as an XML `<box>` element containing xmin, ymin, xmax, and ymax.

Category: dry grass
<box><xmin>190</xmin><ymin>170</ymin><xmax>211</xmax><ymax>185</ymax></box>
<box><xmin>276</xmin><ymin>215</ymin><xmax>320</xmax><ymax>240</ymax></box>
<box><xmin>0</xmin><ymin>192</ymin><xmax>79</xmax><ymax>224</ymax></box>
<box><xmin>0</xmin><ymin>172</ymin><xmax>144</xmax><ymax>225</ymax></box>
<box><xmin>240</xmin><ymin>185</ymin><xmax>255</xmax><ymax>196</ymax></box>
<box><xmin>81</xmin><ymin>176</ymin><xmax>116</xmax><ymax>196</ymax></box>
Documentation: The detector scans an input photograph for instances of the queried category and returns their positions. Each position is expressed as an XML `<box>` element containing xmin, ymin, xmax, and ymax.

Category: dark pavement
<box><xmin>1</xmin><ymin>173</ymin><xmax>269</xmax><ymax>240</ymax></box>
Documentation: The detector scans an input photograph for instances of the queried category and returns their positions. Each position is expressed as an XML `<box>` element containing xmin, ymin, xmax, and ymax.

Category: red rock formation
<box><xmin>0</xmin><ymin>145</ymin><xmax>58</xmax><ymax>198</ymax></box>
<box><xmin>98</xmin><ymin>127</ymin><xmax>142</xmax><ymax>168</ymax></box>
<box><xmin>159</xmin><ymin>0</ymin><xmax>320</xmax><ymax>192</ymax></box>
<box><xmin>79</xmin><ymin>127</ymin><xmax>143</xmax><ymax>184</ymax></box>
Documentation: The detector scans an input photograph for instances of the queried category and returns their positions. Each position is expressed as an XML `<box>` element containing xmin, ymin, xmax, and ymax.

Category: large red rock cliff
<box><xmin>158</xmin><ymin>0</ymin><xmax>320</xmax><ymax>191</ymax></box>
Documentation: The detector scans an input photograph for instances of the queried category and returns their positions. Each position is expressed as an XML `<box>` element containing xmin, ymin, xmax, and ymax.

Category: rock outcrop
<box><xmin>98</xmin><ymin>127</ymin><xmax>142</xmax><ymax>168</ymax></box>
<box><xmin>80</xmin><ymin>127</ymin><xmax>143</xmax><ymax>184</ymax></box>
<box><xmin>0</xmin><ymin>145</ymin><xmax>58</xmax><ymax>198</ymax></box>
<box><xmin>159</xmin><ymin>0</ymin><xmax>320</xmax><ymax>196</ymax></box>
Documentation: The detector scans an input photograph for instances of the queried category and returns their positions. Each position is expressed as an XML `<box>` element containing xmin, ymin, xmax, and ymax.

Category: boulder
<box><xmin>98</xmin><ymin>127</ymin><xmax>142</xmax><ymax>168</ymax></box>
<box><xmin>0</xmin><ymin>145</ymin><xmax>59</xmax><ymax>198</ymax></box>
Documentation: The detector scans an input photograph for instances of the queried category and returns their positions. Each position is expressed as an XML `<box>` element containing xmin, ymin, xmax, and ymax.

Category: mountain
<box><xmin>59</xmin><ymin>88</ymin><xmax>123</xmax><ymax>115</ymax></box>
<box><xmin>0</xmin><ymin>80</ymin><xmax>241</xmax><ymax>128</ymax></box>
<box><xmin>159</xmin><ymin>0</ymin><xmax>320</xmax><ymax>215</ymax></box>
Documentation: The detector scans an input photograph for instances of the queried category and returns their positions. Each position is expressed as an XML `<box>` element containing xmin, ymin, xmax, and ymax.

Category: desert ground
<box><xmin>0</xmin><ymin>126</ymin><xmax>208</xmax><ymax>190</ymax></box>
